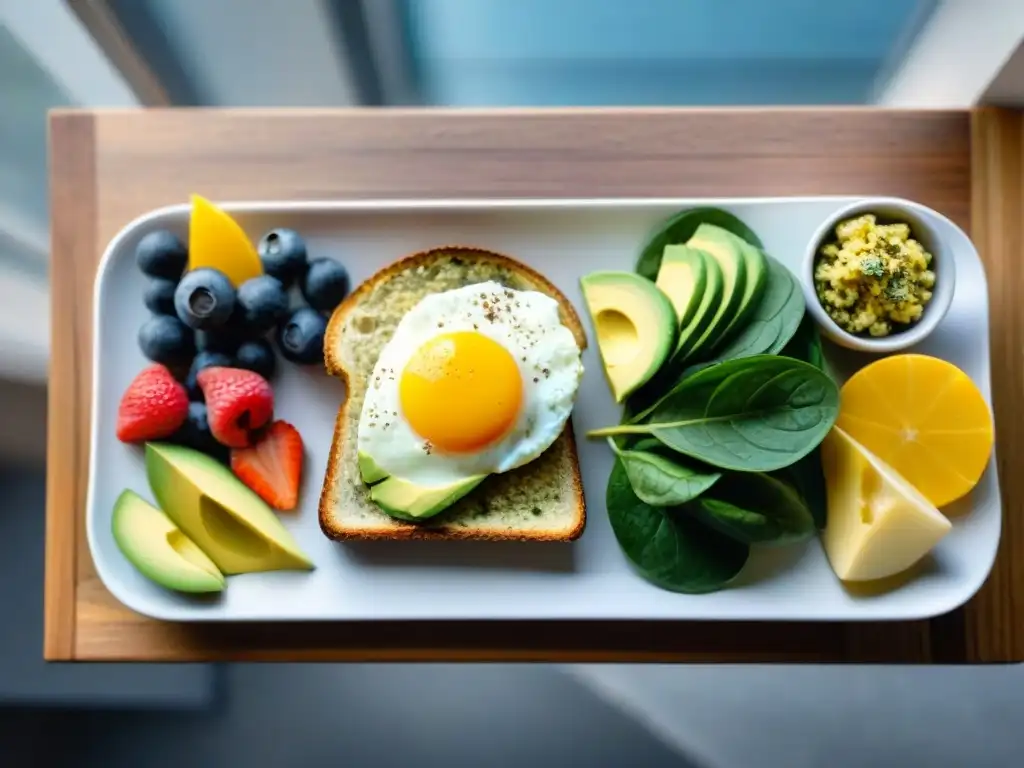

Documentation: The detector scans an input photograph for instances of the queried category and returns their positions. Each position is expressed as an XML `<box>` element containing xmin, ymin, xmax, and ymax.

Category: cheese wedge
<box><xmin>820</xmin><ymin>426</ymin><xmax>951</xmax><ymax>582</ymax></box>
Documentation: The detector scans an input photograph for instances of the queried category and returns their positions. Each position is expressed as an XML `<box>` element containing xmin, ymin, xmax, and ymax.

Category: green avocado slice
<box><xmin>711</xmin><ymin>238</ymin><xmax>769</xmax><ymax>352</ymax></box>
<box><xmin>673</xmin><ymin>249</ymin><xmax>723</xmax><ymax>361</ymax></box>
<box><xmin>656</xmin><ymin>244</ymin><xmax>708</xmax><ymax>329</ymax></box>
<box><xmin>112</xmin><ymin>489</ymin><xmax>225</xmax><ymax>593</ymax></box>
<box><xmin>683</xmin><ymin>224</ymin><xmax>748</xmax><ymax>360</ymax></box>
<box><xmin>358</xmin><ymin>450</ymin><xmax>390</xmax><ymax>484</ymax></box>
<box><xmin>580</xmin><ymin>270</ymin><xmax>677</xmax><ymax>403</ymax></box>
<box><xmin>145</xmin><ymin>442</ymin><xmax>313</xmax><ymax>574</ymax></box>
<box><xmin>371</xmin><ymin>474</ymin><xmax>487</xmax><ymax>521</ymax></box>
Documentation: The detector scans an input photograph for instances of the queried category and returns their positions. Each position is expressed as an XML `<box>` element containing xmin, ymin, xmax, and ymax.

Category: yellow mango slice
<box><xmin>188</xmin><ymin>194</ymin><xmax>263</xmax><ymax>286</ymax></box>
<box><xmin>836</xmin><ymin>354</ymin><xmax>994</xmax><ymax>508</ymax></box>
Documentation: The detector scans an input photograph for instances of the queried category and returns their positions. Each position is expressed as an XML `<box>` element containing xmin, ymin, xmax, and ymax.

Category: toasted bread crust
<box><xmin>319</xmin><ymin>417</ymin><xmax>586</xmax><ymax>542</ymax></box>
<box><xmin>318</xmin><ymin>245</ymin><xmax>586</xmax><ymax>542</ymax></box>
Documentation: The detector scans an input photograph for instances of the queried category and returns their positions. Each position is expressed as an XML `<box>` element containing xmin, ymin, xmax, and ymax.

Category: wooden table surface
<box><xmin>45</xmin><ymin>107</ymin><xmax>1023</xmax><ymax>663</ymax></box>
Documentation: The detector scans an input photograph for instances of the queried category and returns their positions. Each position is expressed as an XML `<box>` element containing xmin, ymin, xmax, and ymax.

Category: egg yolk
<box><xmin>399</xmin><ymin>331</ymin><xmax>523</xmax><ymax>454</ymax></box>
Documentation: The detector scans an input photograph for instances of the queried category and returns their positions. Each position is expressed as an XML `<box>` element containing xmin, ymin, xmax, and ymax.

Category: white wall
<box><xmin>878</xmin><ymin>0</ymin><xmax>1024</xmax><ymax>106</ymax></box>
<box><xmin>983</xmin><ymin>41</ymin><xmax>1024</xmax><ymax>105</ymax></box>
<box><xmin>119</xmin><ymin>0</ymin><xmax>357</xmax><ymax>106</ymax></box>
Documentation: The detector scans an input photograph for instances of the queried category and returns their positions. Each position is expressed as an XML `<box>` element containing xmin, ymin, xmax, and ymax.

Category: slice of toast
<box><xmin>318</xmin><ymin>246</ymin><xmax>588</xmax><ymax>541</ymax></box>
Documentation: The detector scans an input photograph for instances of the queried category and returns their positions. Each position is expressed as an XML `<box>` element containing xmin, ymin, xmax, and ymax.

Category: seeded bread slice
<box><xmin>318</xmin><ymin>246</ymin><xmax>588</xmax><ymax>542</ymax></box>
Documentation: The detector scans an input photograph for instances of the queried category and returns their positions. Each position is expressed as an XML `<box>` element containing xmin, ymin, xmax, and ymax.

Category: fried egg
<box><xmin>357</xmin><ymin>281</ymin><xmax>583</xmax><ymax>486</ymax></box>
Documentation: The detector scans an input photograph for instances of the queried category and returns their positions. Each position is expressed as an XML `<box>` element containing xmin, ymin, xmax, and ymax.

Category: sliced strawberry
<box><xmin>231</xmin><ymin>421</ymin><xmax>303</xmax><ymax>510</ymax></box>
<box><xmin>197</xmin><ymin>366</ymin><xmax>273</xmax><ymax>448</ymax></box>
<box><xmin>116</xmin><ymin>364</ymin><xmax>189</xmax><ymax>443</ymax></box>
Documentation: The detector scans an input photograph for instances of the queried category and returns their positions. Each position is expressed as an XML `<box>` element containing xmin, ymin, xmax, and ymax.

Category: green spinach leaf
<box><xmin>609</xmin><ymin>438</ymin><xmax>721</xmax><ymax>507</ymax></box>
<box><xmin>773</xmin><ymin>457</ymin><xmax>827</xmax><ymax>530</ymax></box>
<box><xmin>689</xmin><ymin>472</ymin><xmax>815</xmax><ymax>545</ymax></box>
<box><xmin>780</xmin><ymin>312</ymin><xmax>825</xmax><ymax>370</ymax></box>
<box><xmin>636</xmin><ymin>208</ymin><xmax>763</xmax><ymax>281</ymax></box>
<box><xmin>708</xmin><ymin>255</ymin><xmax>804</xmax><ymax>362</ymax></box>
<box><xmin>687</xmin><ymin>499</ymin><xmax>770</xmax><ymax>543</ymax></box>
<box><xmin>775</xmin><ymin>313</ymin><xmax>828</xmax><ymax>528</ymax></box>
<box><xmin>606</xmin><ymin>458</ymin><xmax>749</xmax><ymax>593</ymax></box>
<box><xmin>591</xmin><ymin>355</ymin><xmax>840</xmax><ymax>472</ymax></box>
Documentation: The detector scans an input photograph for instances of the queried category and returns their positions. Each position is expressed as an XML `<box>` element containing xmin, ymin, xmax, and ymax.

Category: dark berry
<box><xmin>143</xmin><ymin>278</ymin><xmax>177</xmax><ymax>315</ymax></box>
<box><xmin>174</xmin><ymin>401</ymin><xmax>228</xmax><ymax>461</ymax></box>
<box><xmin>236</xmin><ymin>275</ymin><xmax>289</xmax><ymax>336</ymax></box>
<box><xmin>138</xmin><ymin>314</ymin><xmax>195</xmax><ymax>366</ymax></box>
<box><xmin>235</xmin><ymin>338</ymin><xmax>277</xmax><ymax>380</ymax></box>
<box><xmin>185</xmin><ymin>351</ymin><xmax>233</xmax><ymax>400</ymax></box>
<box><xmin>136</xmin><ymin>230</ymin><xmax>187</xmax><ymax>280</ymax></box>
<box><xmin>174</xmin><ymin>268</ymin><xmax>236</xmax><ymax>331</ymax></box>
<box><xmin>258</xmin><ymin>228</ymin><xmax>308</xmax><ymax>286</ymax></box>
<box><xmin>301</xmin><ymin>258</ymin><xmax>349</xmax><ymax>313</ymax></box>
<box><xmin>196</xmin><ymin>328</ymin><xmax>241</xmax><ymax>355</ymax></box>
<box><xmin>277</xmin><ymin>307</ymin><xmax>327</xmax><ymax>365</ymax></box>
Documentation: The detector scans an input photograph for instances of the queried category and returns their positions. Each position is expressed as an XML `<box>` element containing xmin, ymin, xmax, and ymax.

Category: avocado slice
<box><xmin>673</xmin><ymin>250</ymin><xmax>723</xmax><ymax>360</ymax></box>
<box><xmin>683</xmin><ymin>224</ymin><xmax>748</xmax><ymax>359</ymax></box>
<box><xmin>358</xmin><ymin>450</ymin><xmax>389</xmax><ymax>484</ymax></box>
<box><xmin>579</xmin><ymin>271</ymin><xmax>677</xmax><ymax>403</ymax></box>
<box><xmin>655</xmin><ymin>245</ymin><xmax>708</xmax><ymax>329</ymax></box>
<box><xmin>145</xmin><ymin>442</ymin><xmax>314</xmax><ymax>575</ymax></box>
<box><xmin>112</xmin><ymin>489</ymin><xmax>225</xmax><ymax>593</ymax></box>
<box><xmin>371</xmin><ymin>474</ymin><xmax>487</xmax><ymax>521</ymax></box>
<box><xmin>710</xmin><ymin>239</ymin><xmax>769</xmax><ymax>352</ymax></box>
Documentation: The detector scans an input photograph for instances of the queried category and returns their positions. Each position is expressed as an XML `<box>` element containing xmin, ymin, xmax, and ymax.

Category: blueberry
<box><xmin>199</xmin><ymin>304</ymin><xmax>263</xmax><ymax>351</ymax></box>
<box><xmin>174</xmin><ymin>401</ymin><xmax>228</xmax><ymax>461</ymax></box>
<box><xmin>138</xmin><ymin>314</ymin><xmax>195</xmax><ymax>365</ymax></box>
<box><xmin>277</xmin><ymin>307</ymin><xmax>327</xmax><ymax>365</ymax></box>
<box><xmin>236</xmin><ymin>275</ymin><xmax>289</xmax><ymax>336</ymax></box>
<box><xmin>235</xmin><ymin>338</ymin><xmax>277</xmax><ymax>380</ymax></box>
<box><xmin>136</xmin><ymin>230</ymin><xmax>187</xmax><ymax>280</ymax></box>
<box><xmin>196</xmin><ymin>328</ymin><xmax>241</xmax><ymax>355</ymax></box>
<box><xmin>185</xmin><ymin>351</ymin><xmax>233</xmax><ymax>400</ymax></box>
<box><xmin>143</xmin><ymin>277</ymin><xmax>177</xmax><ymax>316</ymax></box>
<box><xmin>301</xmin><ymin>258</ymin><xmax>349</xmax><ymax>313</ymax></box>
<box><xmin>258</xmin><ymin>228</ymin><xmax>308</xmax><ymax>286</ymax></box>
<box><xmin>174</xmin><ymin>268</ymin><xmax>236</xmax><ymax>331</ymax></box>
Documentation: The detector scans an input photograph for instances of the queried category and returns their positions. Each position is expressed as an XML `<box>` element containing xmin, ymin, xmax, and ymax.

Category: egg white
<box><xmin>357</xmin><ymin>281</ymin><xmax>583</xmax><ymax>487</ymax></box>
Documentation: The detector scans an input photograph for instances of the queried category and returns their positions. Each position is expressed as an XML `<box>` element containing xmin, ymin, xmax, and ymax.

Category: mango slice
<box><xmin>188</xmin><ymin>194</ymin><xmax>263</xmax><ymax>286</ymax></box>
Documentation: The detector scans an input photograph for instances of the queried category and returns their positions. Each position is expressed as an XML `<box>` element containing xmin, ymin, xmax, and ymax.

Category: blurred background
<box><xmin>3</xmin><ymin>0</ymin><xmax>1024</xmax><ymax>765</ymax></box>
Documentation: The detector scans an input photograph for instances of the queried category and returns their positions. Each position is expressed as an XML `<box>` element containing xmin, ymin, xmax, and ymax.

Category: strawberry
<box><xmin>231</xmin><ymin>421</ymin><xmax>303</xmax><ymax>510</ymax></box>
<box><xmin>116</xmin><ymin>364</ymin><xmax>189</xmax><ymax>443</ymax></box>
<box><xmin>197</xmin><ymin>366</ymin><xmax>274</xmax><ymax>448</ymax></box>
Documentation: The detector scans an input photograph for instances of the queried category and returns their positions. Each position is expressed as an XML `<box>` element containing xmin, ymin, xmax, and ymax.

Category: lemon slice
<box><xmin>836</xmin><ymin>354</ymin><xmax>994</xmax><ymax>507</ymax></box>
<box><xmin>188</xmin><ymin>194</ymin><xmax>263</xmax><ymax>286</ymax></box>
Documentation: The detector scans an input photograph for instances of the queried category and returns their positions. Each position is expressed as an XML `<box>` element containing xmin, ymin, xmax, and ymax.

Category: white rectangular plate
<box><xmin>87</xmin><ymin>197</ymin><xmax>1001</xmax><ymax>622</ymax></box>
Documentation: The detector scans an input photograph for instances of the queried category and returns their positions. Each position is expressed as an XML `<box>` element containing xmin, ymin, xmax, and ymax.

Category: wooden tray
<box><xmin>45</xmin><ymin>107</ymin><xmax>1023</xmax><ymax>662</ymax></box>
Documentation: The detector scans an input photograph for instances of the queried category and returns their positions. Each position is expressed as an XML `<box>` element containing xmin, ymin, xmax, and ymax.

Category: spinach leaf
<box><xmin>609</xmin><ymin>438</ymin><xmax>721</xmax><ymax>506</ymax></box>
<box><xmin>689</xmin><ymin>472</ymin><xmax>815</xmax><ymax>545</ymax></box>
<box><xmin>636</xmin><ymin>207</ymin><xmax>763</xmax><ymax>281</ymax></box>
<box><xmin>687</xmin><ymin>499</ymin><xmax>770</xmax><ymax>543</ymax></box>
<box><xmin>623</xmin><ymin>364</ymin><xmax>683</xmax><ymax>424</ymax></box>
<box><xmin>606</xmin><ymin>458</ymin><xmax>749</xmax><ymax>593</ymax></box>
<box><xmin>708</xmin><ymin>255</ymin><xmax>804</xmax><ymax>362</ymax></box>
<box><xmin>591</xmin><ymin>355</ymin><xmax>840</xmax><ymax>472</ymax></box>
<box><xmin>773</xmin><ymin>457</ymin><xmax>827</xmax><ymax>530</ymax></box>
<box><xmin>780</xmin><ymin>312</ymin><xmax>825</xmax><ymax>370</ymax></box>
<box><xmin>775</xmin><ymin>313</ymin><xmax>828</xmax><ymax>528</ymax></box>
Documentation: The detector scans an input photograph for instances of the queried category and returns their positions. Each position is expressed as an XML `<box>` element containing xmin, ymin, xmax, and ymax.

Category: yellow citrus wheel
<box><xmin>836</xmin><ymin>354</ymin><xmax>994</xmax><ymax>508</ymax></box>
